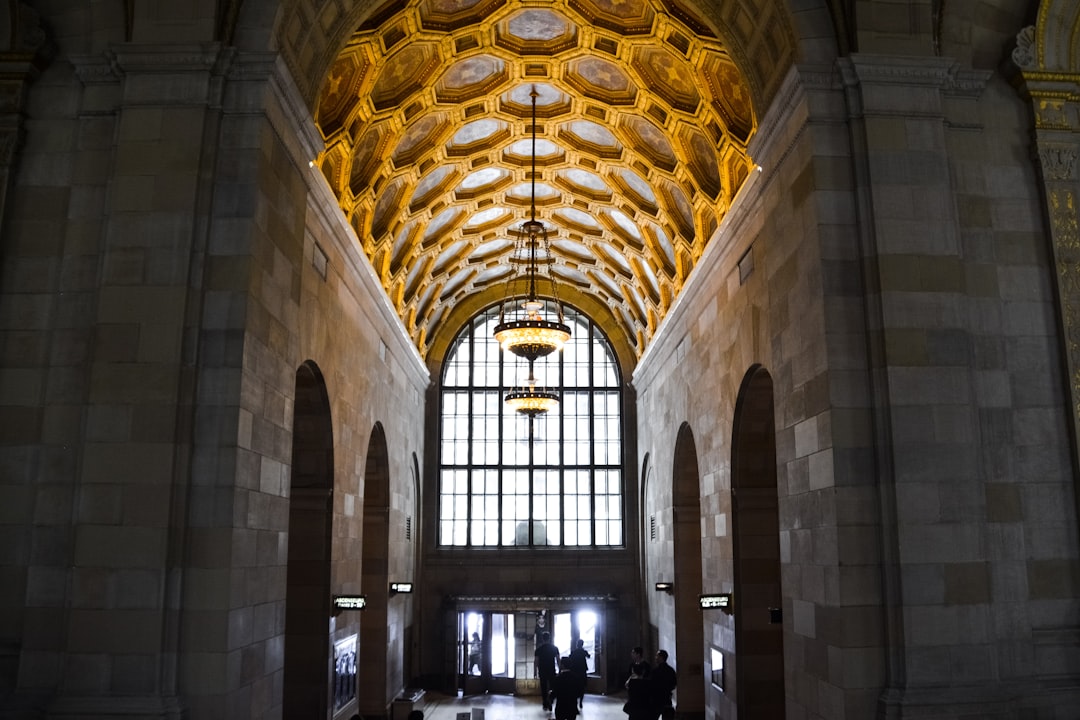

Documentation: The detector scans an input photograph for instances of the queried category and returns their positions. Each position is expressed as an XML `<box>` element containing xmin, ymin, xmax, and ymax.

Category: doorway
<box><xmin>731</xmin><ymin>366</ymin><xmax>785</xmax><ymax>718</ymax></box>
<box><xmin>455</xmin><ymin>605</ymin><xmax>604</xmax><ymax>697</ymax></box>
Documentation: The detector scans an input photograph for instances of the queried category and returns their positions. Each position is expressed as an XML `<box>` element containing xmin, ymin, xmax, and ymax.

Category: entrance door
<box><xmin>456</xmin><ymin>605</ymin><xmax>606</xmax><ymax>696</ymax></box>
<box><xmin>552</xmin><ymin>610</ymin><xmax>600</xmax><ymax>694</ymax></box>
<box><xmin>458</xmin><ymin>611</ymin><xmax>517</xmax><ymax>696</ymax></box>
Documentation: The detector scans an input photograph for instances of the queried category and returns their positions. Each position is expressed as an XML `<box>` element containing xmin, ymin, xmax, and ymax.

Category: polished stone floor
<box><xmin>417</xmin><ymin>690</ymin><xmax>628</xmax><ymax>720</ymax></box>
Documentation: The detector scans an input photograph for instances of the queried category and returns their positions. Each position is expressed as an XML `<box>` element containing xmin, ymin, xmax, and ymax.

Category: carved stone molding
<box><xmin>1039</xmin><ymin>143</ymin><xmax>1079</xmax><ymax>181</ymax></box>
<box><xmin>847</xmin><ymin>53</ymin><xmax>957</xmax><ymax>88</ymax></box>
<box><xmin>1012</xmin><ymin>25</ymin><xmax>1037</xmax><ymax>71</ymax></box>
<box><xmin>69</xmin><ymin>54</ymin><xmax>121</xmax><ymax>86</ymax></box>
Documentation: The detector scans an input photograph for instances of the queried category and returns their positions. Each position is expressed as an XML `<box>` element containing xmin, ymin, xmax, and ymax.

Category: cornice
<box><xmin>847</xmin><ymin>53</ymin><xmax>957</xmax><ymax>87</ymax></box>
<box><xmin>69</xmin><ymin>53</ymin><xmax>119</xmax><ymax>85</ymax></box>
<box><xmin>108</xmin><ymin>42</ymin><xmax>224</xmax><ymax>75</ymax></box>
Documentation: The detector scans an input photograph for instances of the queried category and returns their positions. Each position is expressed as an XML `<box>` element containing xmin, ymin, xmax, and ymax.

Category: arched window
<box><xmin>439</xmin><ymin>305</ymin><xmax>623</xmax><ymax>547</ymax></box>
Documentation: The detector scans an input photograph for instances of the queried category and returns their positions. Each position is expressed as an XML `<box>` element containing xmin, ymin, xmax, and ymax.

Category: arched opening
<box><xmin>731</xmin><ymin>365</ymin><xmax>784</xmax><ymax>719</ymax></box>
<box><xmin>283</xmin><ymin>361</ymin><xmax>335</xmax><ymax>719</ymax></box>
<box><xmin>358</xmin><ymin>422</ymin><xmax>392</xmax><ymax>716</ymax></box>
<box><xmin>672</xmin><ymin>423</ymin><xmax>705</xmax><ymax>719</ymax></box>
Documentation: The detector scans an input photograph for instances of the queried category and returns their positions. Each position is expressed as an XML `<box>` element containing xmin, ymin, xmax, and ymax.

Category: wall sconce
<box><xmin>654</xmin><ymin>582</ymin><xmax>674</xmax><ymax>594</ymax></box>
<box><xmin>389</xmin><ymin>582</ymin><xmax>413</xmax><ymax>596</ymax></box>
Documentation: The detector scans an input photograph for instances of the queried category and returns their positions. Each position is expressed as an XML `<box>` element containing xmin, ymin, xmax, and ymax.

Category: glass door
<box><xmin>456</xmin><ymin>605</ymin><xmax>605</xmax><ymax>696</ymax></box>
<box><xmin>458</xmin><ymin>611</ymin><xmax>517</xmax><ymax>696</ymax></box>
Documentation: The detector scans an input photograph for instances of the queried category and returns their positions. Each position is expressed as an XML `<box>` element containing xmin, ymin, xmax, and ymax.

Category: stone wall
<box><xmin>633</xmin><ymin>56</ymin><xmax>1080</xmax><ymax>720</ymax></box>
<box><xmin>0</xmin><ymin>38</ymin><xmax>429</xmax><ymax>720</ymax></box>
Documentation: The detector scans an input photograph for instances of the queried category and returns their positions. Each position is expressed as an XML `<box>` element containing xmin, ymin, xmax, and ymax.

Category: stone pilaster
<box><xmin>1012</xmin><ymin>29</ymin><xmax>1080</xmax><ymax>482</ymax></box>
<box><xmin>0</xmin><ymin>1</ymin><xmax>50</xmax><ymax>228</ymax></box>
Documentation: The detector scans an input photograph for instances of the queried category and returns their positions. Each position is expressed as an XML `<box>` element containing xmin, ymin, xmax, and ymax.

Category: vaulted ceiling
<box><xmin>313</xmin><ymin>0</ymin><xmax>783</xmax><ymax>362</ymax></box>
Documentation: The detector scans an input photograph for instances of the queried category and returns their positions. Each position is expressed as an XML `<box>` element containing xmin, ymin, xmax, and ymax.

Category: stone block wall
<box><xmin>633</xmin><ymin>57</ymin><xmax>1080</xmax><ymax>720</ymax></box>
<box><xmin>0</xmin><ymin>36</ymin><xmax>429</xmax><ymax>720</ymax></box>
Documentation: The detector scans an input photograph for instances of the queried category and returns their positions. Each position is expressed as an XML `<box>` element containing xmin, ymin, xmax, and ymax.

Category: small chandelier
<box><xmin>505</xmin><ymin>365</ymin><xmax>559</xmax><ymax>417</ymax></box>
<box><xmin>494</xmin><ymin>85</ymin><xmax>571</xmax><ymax>415</ymax></box>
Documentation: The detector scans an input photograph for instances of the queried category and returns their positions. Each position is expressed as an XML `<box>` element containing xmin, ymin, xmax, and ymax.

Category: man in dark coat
<box><xmin>650</xmin><ymin>650</ymin><xmax>677</xmax><ymax>720</ymax></box>
<box><xmin>534</xmin><ymin>631</ymin><xmax>561</xmax><ymax>712</ymax></box>
<box><xmin>552</xmin><ymin>657</ymin><xmax>585</xmax><ymax>720</ymax></box>
<box><xmin>568</xmin><ymin>638</ymin><xmax>590</xmax><ymax>708</ymax></box>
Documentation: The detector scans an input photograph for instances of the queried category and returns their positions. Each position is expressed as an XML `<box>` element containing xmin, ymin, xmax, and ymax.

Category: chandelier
<box><xmin>494</xmin><ymin>86</ymin><xmax>571</xmax><ymax>415</ymax></box>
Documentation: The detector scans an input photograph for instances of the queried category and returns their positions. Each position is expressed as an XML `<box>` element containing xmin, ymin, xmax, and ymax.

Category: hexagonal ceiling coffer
<box><xmin>435</xmin><ymin>54</ymin><xmax>510</xmax><ymax>104</ymax></box>
<box><xmin>317</xmin><ymin>51</ymin><xmax>373</xmax><ymax>140</ymax></box>
<box><xmin>495</xmin><ymin>8</ymin><xmax>579</xmax><ymax>55</ymax></box>
<box><xmin>700</xmin><ymin>51</ymin><xmax>755</xmax><ymax>143</ymax></box>
<box><xmin>419</xmin><ymin>0</ymin><xmax>509</xmax><ymax>31</ymax></box>
<box><xmin>570</xmin><ymin>0</ymin><xmax>655</xmax><ymax>35</ymax></box>
<box><xmin>370</xmin><ymin>42</ymin><xmax>441</xmax><ymax>112</ymax></box>
<box><xmin>564</xmin><ymin>56</ymin><xmax>638</xmax><ymax>105</ymax></box>
<box><xmin>631</xmin><ymin>45</ymin><xmax>701</xmax><ymax>114</ymax></box>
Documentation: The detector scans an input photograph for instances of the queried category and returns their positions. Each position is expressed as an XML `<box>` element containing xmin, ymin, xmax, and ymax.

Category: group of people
<box><xmin>533</xmin><ymin>634</ymin><xmax>676</xmax><ymax>720</ymax></box>
<box><xmin>533</xmin><ymin>633</ymin><xmax>592</xmax><ymax>719</ymax></box>
<box><xmin>622</xmin><ymin>646</ymin><xmax>677</xmax><ymax>720</ymax></box>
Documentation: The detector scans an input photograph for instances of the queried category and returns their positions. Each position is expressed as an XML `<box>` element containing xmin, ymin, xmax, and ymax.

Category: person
<box><xmin>533</xmin><ymin>613</ymin><xmax>548</xmax><ymax>647</ymax></box>
<box><xmin>650</xmin><ymin>650</ymin><xmax>677</xmax><ymax>720</ymax></box>
<box><xmin>623</xmin><ymin>662</ymin><xmax>651</xmax><ymax>720</ymax></box>
<box><xmin>551</xmin><ymin>657</ymin><xmax>585</xmax><ymax>720</ymax></box>
<box><xmin>568</xmin><ymin>638</ymin><xmax>590</xmax><ymax>708</ymax></box>
<box><xmin>534</xmin><ymin>631</ymin><xmax>561</xmax><ymax>712</ymax></box>
<box><xmin>627</xmin><ymin>646</ymin><xmax>651</xmax><ymax>680</ymax></box>
<box><xmin>468</xmin><ymin>631</ymin><xmax>481</xmax><ymax>674</ymax></box>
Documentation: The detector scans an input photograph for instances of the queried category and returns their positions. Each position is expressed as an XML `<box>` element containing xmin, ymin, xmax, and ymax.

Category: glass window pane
<box><xmin>439</xmin><ymin>306</ymin><xmax>623</xmax><ymax>547</ymax></box>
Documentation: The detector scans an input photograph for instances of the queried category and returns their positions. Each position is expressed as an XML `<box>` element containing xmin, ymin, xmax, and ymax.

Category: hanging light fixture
<box><xmin>494</xmin><ymin>85</ymin><xmax>571</xmax><ymax>416</ymax></box>
<box><xmin>494</xmin><ymin>86</ymin><xmax>571</xmax><ymax>363</ymax></box>
<box><xmin>505</xmin><ymin>365</ymin><xmax>560</xmax><ymax>417</ymax></box>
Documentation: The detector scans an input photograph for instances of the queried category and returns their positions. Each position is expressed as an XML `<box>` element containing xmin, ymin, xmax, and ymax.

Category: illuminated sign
<box><xmin>699</xmin><ymin>593</ymin><xmax>733</xmax><ymax>613</ymax></box>
<box><xmin>654</xmin><ymin>582</ymin><xmax>673</xmax><ymax>593</ymax></box>
<box><xmin>390</xmin><ymin>582</ymin><xmax>413</xmax><ymax>594</ymax></box>
<box><xmin>333</xmin><ymin>595</ymin><xmax>367</xmax><ymax>611</ymax></box>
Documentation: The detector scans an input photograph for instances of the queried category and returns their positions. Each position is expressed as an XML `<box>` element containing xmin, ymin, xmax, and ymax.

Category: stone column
<box><xmin>0</xmin><ymin>1</ymin><xmax>49</xmax><ymax>227</ymax></box>
<box><xmin>37</xmin><ymin>42</ymin><xmax>230</xmax><ymax>720</ymax></box>
<box><xmin>1012</xmin><ymin>26</ymin><xmax>1080</xmax><ymax>483</ymax></box>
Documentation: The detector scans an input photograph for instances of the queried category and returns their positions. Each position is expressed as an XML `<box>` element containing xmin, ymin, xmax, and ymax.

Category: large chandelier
<box><xmin>494</xmin><ymin>86</ymin><xmax>571</xmax><ymax>415</ymax></box>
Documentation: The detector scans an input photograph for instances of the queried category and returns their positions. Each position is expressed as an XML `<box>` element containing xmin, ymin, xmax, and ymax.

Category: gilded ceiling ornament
<box><xmin>312</xmin><ymin>0</ymin><xmax>764</xmax><ymax>358</ymax></box>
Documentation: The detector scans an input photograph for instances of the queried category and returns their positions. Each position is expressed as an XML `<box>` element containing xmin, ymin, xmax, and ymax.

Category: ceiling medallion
<box><xmin>494</xmin><ymin>85</ymin><xmax>571</xmax><ymax>416</ymax></box>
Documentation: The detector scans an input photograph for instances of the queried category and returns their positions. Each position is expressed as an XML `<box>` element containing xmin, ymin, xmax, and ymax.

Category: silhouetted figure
<box><xmin>468</xmin><ymin>631</ymin><xmax>481</xmax><ymax>674</ymax></box>
<box><xmin>650</xmin><ymin>650</ymin><xmax>677</xmax><ymax>720</ymax></box>
<box><xmin>552</xmin><ymin>657</ymin><xmax>585</xmax><ymax>720</ymax></box>
<box><xmin>623</xmin><ymin>661</ymin><xmax>651</xmax><ymax>720</ymax></box>
<box><xmin>568</xmin><ymin>638</ymin><xmax>590</xmax><ymax>708</ymax></box>
<box><xmin>534</xmin><ymin>631</ymin><xmax>561</xmax><ymax>712</ymax></box>
<box><xmin>627</xmin><ymin>645</ymin><xmax>651</xmax><ymax>681</ymax></box>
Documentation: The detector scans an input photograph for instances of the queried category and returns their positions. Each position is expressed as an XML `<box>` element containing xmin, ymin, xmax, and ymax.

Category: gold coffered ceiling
<box><xmin>314</xmin><ymin>0</ymin><xmax>759</xmax><ymax>360</ymax></box>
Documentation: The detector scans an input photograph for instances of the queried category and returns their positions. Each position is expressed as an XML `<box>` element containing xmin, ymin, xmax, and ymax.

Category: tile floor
<box><xmin>413</xmin><ymin>690</ymin><xmax>628</xmax><ymax>720</ymax></box>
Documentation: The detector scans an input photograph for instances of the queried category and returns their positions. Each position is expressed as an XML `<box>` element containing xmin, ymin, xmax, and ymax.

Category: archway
<box><xmin>730</xmin><ymin>366</ymin><xmax>784</xmax><ymax>719</ymax></box>
<box><xmin>672</xmin><ymin>423</ymin><xmax>705</xmax><ymax>719</ymax></box>
<box><xmin>358</xmin><ymin>422</ymin><xmax>392</xmax><ymax>717</ymax></box>
<box><xmin>283</xmin><ymin>361</ymin><xmax>335</xmax><ymax>719</ymax></box>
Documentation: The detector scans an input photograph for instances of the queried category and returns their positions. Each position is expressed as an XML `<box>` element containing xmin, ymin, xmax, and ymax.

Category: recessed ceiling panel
<box><xmin>312</xmin><ymin>0</ymin><xmax>768</xmax><ymax>360</ymax></box>
<box><xmin>435</xmin><ymin>55</ymin><xmax>509</xmax><ymax>103</ymax></box>
<box><xmin>496</xmin><ymin>8</ymin><xmax>579</xmax><ymax>54</ymax></box>
<box><xmin>631</xmin><ymin>46</ymin><xmax>701</xmax><ymax>114</ymax></box>
<box><xmin>370</xmin><ymin>43</ymin><xmax>441</xmax><ymax>111</ymax></box>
